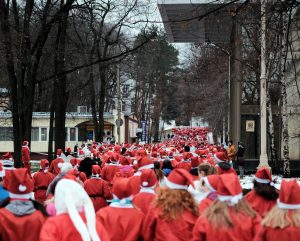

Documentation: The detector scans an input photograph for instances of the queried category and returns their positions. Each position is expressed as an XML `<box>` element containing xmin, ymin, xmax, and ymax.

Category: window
<box><xmin>31</xmin><ymin>127</ymin><xmax>39</xmax><ymax>141</ymax></box>
<box><xmin>70</xmin><ymin>128</ymin><xmax>76</xmax><ymax>141</ymax></box>
<box><xmin>0</xmin><ymin>127</ymin><xmax>13</xmax><ymax>141</ymax></box>
<box><xmin>41</xmin><ymin>128</ymin><xmax>47</xmax><ymax>141</ymax></box>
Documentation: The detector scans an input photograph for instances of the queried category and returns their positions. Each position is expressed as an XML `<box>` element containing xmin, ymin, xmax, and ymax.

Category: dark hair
<box><xmin>153</xmin><ymin>161</ymin><xmax>164</xmax><ymax>182</ymax></box>
<box><xmin>190</xmin><ymin>167</ymin><xmax>198</xmax><ymax>176</ymax></box>
<box><xmin>78</xmin><ymin>157</ymin><xmax>96</xmax><ymax>178</ymax></box>
<box><xmin>228</xmin><ymin>140</ymin><xmax>233</xmax><ymax>144</ymax></box>
<box><xmin>31</xmin><ymin>199</ymin><xmax>49</xmax><ymax>217</ymax></box>
<box><xmin>162</xmin><ymin>159</ymin><xmax>174</xmax><ymax>170</ymax></box>
<box><xmin>184</xmin><ymin>145</ymin><xmax>190</xmax><ymax>152</ymax></box>
<box><xmin>121</xmin><ymin>147</ymin><xmax>127</xmax><ymax>155</ymax></box>
<box><xmin>253</xmin><ymin>180</ymin><xmax>279</xmax><ymax>200</ymax></box>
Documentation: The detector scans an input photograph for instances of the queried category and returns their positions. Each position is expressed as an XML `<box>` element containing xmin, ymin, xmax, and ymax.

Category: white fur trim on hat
<box><xmin>142</xmin><ymin>181</ymin><xmax>148</xmax><ymax>186</ymax></box>
<box><xmin>203</xmin><ymin>177</ymin><xmax>216</xmax><ymax>192</ymax></box>
<box><xmin>277</xmin><ymin>199</ymin><xmax>300</xmax><ymax>209</ymax></box>
<box><xmin>140</xmin><ymin>186</ymin><xmax>156</xmax><ymax>194</ymax></box>
<box><xmin>218</xmin><ymin>193</ymin><xmax>243</xmax><ymax>206</ymax></box>
<box><xmin>165</xmin><ymin>178</ymin><xmax>188</xmax><ymax>190</ymax></box>
<box><xmin>18</xmin><ymin>185</ymin><xmax>27</xmax><ymax>192</ymax></box>
<box><xmin>254</xmin><ymin>176</ymin><xmax>271</xmax><ymax>184</ymax></box>
<box><xmin>0</xmin><ymin>170</ymin><xmax>5</xmax><ymax>178</ymax></box>
<box><xmin>55</xmin><ymin>179</ymin><xmax>100</xmax><ymax>241</ymax></box>
<box><xmin>213</xmin><ymin>154</ymin><xmax>224</xmax><ymax>164</ymax></box>
<box><xmin>138</xmin><ymin>163</ymin><xmax>154</xmax><ymax>170</ymax></box>
<box><xmin>9</xmin><ymin>192</ymin><xmax>32</xmax><ymax>199</ymax></box>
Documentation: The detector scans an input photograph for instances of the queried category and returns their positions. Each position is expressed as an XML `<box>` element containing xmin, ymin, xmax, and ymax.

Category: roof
<box><xmin>158</xmin><ymin>0</ymin><xmax>238</xmax><ymax>43</ymax></box>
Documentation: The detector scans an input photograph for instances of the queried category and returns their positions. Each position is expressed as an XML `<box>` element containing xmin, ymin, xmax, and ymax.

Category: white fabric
<box><xmin>165</xmin><ymin>178</ymin><xmax>188</xmax><ymax>190</ymax></box>
<box><xmin>110</xmin><ymin>202</ymin><xmax>134</xmax><ymax>208</ymax></box>
<box><xmin>9</xmin><ymin>192</ymin><xmax>32</xmax><ymax>199</ymax></box>
<box><xmin>254</xmin><ymin>176</ymin><xmax>271</xmax><ymax>183</ymax></box>
<box><xmin>0</xmin><ymin>170</ymin><xmax>5</xmax><ymax>177</ymax></box>
<box><xmin>188</xmin><ymin>180</ymin><xmax>210</xmax><ymax>204</ymax></box>
<box><xmin>218</xmin><ymin>193</ymin><xmax>243</xmax><ymax>206</ymax></box>
<box><xmin>277</xmin><ymin>199</ymin><xmax>300</xmax><ymax>209</ymax></box>
<box><xmin>203</xmin><ymin>177</ymin><xmax>216</xmax><ymax>192</ymax></box>
<box><xmin>138</xmin><ymin>163</ymin><xmax>154</xmax><ymax>170</ymax></box>
<box><xmin>140</xmin><ymin>187</ymin><xmax>156</xmax><ymax>194</ymax></box>
<box><xmin>213</xmin><ymin>154</ymin><xmax>224</xmax><ymax>164</ymax></box>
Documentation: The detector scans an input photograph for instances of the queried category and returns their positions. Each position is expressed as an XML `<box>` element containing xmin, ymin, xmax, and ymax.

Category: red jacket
<box><xmin>245</xmin><ymin>190</ymin><xmax>276</xmax><ymax>218</ymax></box>
<box><xmin>254</xmin><ymin>224</ymin><xmax>300</xmax><ymax>241</ymax></box>
<box><xmin>175</xmin><ymin>161</ymin><xmax>191</xmax><ymax>172</ymax></box>
<box><xmin>198</xmin><ymin>192</ymin><xmax>217</xmax><ymax>213</ymax></box>
<box><xmin>33</xmin><ymin>171</ymin><xmax>55</xmax><ymax>203</ymax></box>
<box><xmin>0</xmin><ymin>208</ymin><xmax>45</xmax><ymax>241</ymax></box>
<box><xmin>84</xmin><ymin>178</ymin><xmax>112</xmax><ymax>212</ymax></box>
<box><xmin>101</xmin><ymin>164</ymin><xmax>121</xmax><ymax>184</ymax></box>
<box><xmin>133</xmin><ymin>189</ymin><xmax>156</xmax><ymax>214</ymax></box>
<box><xmin>40</xmin><ymin>212</ymin><xmax>110</xmax><ymax>241</ymax></box>
<box><xmin>22</xmin><ymin>145</ymin><xmax>30</xmax><ymax>162</ymax></box>
<box><xmin>49</xmin><ymin>158</ymin><xmax>64</xmax><ymax>176</ymax></box>
<box><xmin>129</xmin><ymin>174</ymin><xmax>142</xmax><ymax>195</ymax></box>
<box><xmin>142</xmin><ymin>207</ymin><xmax>198</xmax><ymax>241</ymax></box>
<box><xmin>96</xmin><ymin>205</ymin><xmax>144</xmax><ymax>241</ymax></box>
<box><xmin>216</xmin><ymin>165</ymin><xmax>237</xmax><ymax>175</ymax></box>
<box><xmin>191</xmin><ymin>208</ymin><xmax>261</xmax><ymax>241</ymax></box>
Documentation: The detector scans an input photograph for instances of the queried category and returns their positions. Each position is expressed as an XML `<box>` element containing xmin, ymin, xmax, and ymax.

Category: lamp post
<box><xmin>258</xmin><ymin>0</ymin><xmax>269</xmax><ymax>168</ymax></box>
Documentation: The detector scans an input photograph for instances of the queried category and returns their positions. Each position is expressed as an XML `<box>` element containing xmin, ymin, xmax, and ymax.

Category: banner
<box><xmin>141</xmin><ymin>120</ymin><xmax>147</xmax><ymax>142</ymax></box>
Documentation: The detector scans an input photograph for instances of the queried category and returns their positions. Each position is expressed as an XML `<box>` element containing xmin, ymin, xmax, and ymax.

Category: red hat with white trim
<box><xmin>191</xmin><ymin>156</ymin><xmax>199</xmax><ymax>168</ymax></box>
<box><xmin>166</xmin><ymin>169</ymin><xmax>195</xmax><ymax>190</ymax></box>
<box><xmin>5</xmin><ymin>168</ymin><xmax>33</xmax><ymax>199</ymax></box>
<box><xmin>91</xmin><ymin>165</ymin><xmax>101</xmax><ymax>178</ymax></box>
<box><xmin>254</xmin><ymin>167</ymin><xmax>272</xmax><ymax>184</ymax></box>
<box><xmin>0</xmin><ymin>163</ymin><xmax>5</xmax><ymax>177</ymax></box>
<box><xmin>140</xmin><ymin>169</ymin><xmax>157</xmax><ymax>188</ymax></box>
<box><xmin>203</xmin><ymin>174</ymin><xmax>220</xmax><ymax>192</ymax></box>
<box><xmin>112</xmin><ymin>178</ymin><xmax>132</xmax><ymax>200</ymax></box>
<box><xmin>40</xmin><ymin>159</ymin><xmax>49</xmax><ymax>170</ymax></box>
<box><xmin>137</xmin><ymin>157</ymin><xmax>154</xmax><ymax>170</ymax></box>
<box><xmin>277</xmin><ymin>179</ymin><xmax>300</xmax><ymax>209</ymax></box>
<box><xmin>22</xmin><ymin>140</ymin><xmax>29</xmax><ymax>146</ymax></box>
<box><xmin>217</xmin><ymin>173</ymin><xmax>243</xmax><ymax>205</ymax></box>
<box><xmin>214</xmin><ymin>152</ymin><xmax>229</xmax><ymax>164</ymax></box>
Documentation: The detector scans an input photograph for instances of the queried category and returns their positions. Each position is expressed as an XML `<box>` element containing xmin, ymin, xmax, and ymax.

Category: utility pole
<box><xmin>258</xmin><ymin>0</ymin><xmax>269</xmax><ymax>168</ymax></box>
<box><xmin>116</xmin><ymin>63</ymin><xmax>121</xmax><ymax>144</ymax></box>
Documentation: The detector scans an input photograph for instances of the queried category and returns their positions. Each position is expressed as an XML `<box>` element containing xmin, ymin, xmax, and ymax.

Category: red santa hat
<box><xmin>166</xmin><ymin>169</ymin><xmax>195</xmax><ymax>190</ymax></box>
<box><xmin>214</xmin><ymin>152</ymin><xmax>229</xmax><ymax>164</ymax></box>
<box><xmin>191</xmin><ymin>156</ymin><xmax>199</xmax><ymax>168</ymax></box>
<box><xmin>0</xmin><ymin>163</ymin><xmax>5</xmax><ymax>177</ymax></box>
<box><xmin>70</xmin><ymin>158</ymin><xmax>77</xmax><ymax>167</ymax></box>
<box><xmin>110</xmin><ymin>153</ymin><xmax>119</xmax><ymax>163</ymax></box>
<box><xmin>66</xmin><ymin>147</ymin><xmax>72</xmax><ymax>153</ymax></box>
<box><xmin>23</xmin><ymin>140</ymin><xmax>29</xmax><ymax>146</ymax></box>
<box><xmin>137</xmin><ymin>157</ymin><xmax>154</xmax><ymax>170</ymax></box>
<box><xmin>2</xmin><ymin>152</ymin><xmax>14</xmax><ymax>169</ymax></box>
<box><xmin>91</xmin><ymin>165</ymin><xmax>101</xmax><ymax>178</ymax></box>
<box><xmin>112</xmin><ymin>178</ymin><xmax>132</xmax><ymax>200</ymax></box>
<box><xmin>114</xmin><ymin>145</ymin><xmax>122</xmax><ymax>154</ymax></box>
<box><xmin>54</xmin><ymin>179</ymin><xmax>100</xmax><ymax>241</ymax></box>
<box><xmin>254</xmin><ymin>167</ymin><xmax>273</xmax><ymax>184</ymax></box>
<box><xmin>57</xmin><ymin>149</ymin><xmax>63</xmax><ymax>156</ymax></box>
<box><xmin>217</xmin><ymin>173</ymin><xmax>243</xmax><ymax>205</ymax></box>
<box><xmin>6</xmin><ymin>168</ymin><xmax>34</xmax><ymax>199</ymax></box>
<box><xmin>277</xmin><ymin>179</ymin><xmax>300</xmax><ymax>209</ymax></box>
<box><xmin>140</xmin><ymin>169</ymin><xmax>157</xmax><ymax>188</ymax></box>
<box><xmin>40</xmin><ymin>159</ymin><xmax>49</xmax><ymax>170</ymax></box>
<box><xmin>203</xmin><ymin>174</ymin><xmax>220</xmax><ymax>192</ymax></box>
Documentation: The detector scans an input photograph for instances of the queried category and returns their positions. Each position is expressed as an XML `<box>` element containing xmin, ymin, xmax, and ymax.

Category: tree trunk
<box><xmin>98</xmin><ymin>69</ymin><xmax>106</xmax><ymax>142</ymax></box>
<box><xmin>48</xmin><ymin>81</ymin><xmax>55</xmax><ymax>162</ymax></box>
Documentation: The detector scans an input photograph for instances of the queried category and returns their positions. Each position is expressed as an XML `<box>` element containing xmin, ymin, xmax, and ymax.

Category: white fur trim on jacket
<box><xmin>218</xmin><ymin>193</ymin><xmax>243</xmax><ymax>206</ymax></box>
<box><xmin>9</xmin><ymin>192</ymin><xmax>32</xmax><ymax>199</ymax></box>
<box><xmin>277</xmin><ymin>199</ymin><xmax>300</xmax><ymax>209</ymax></box>
<box><xmin>165</xmin><ymin>178</ymin><xmax>188</xmax><ymax>190</ymax></box>
<box><xmin>138</xmin><ymin>163</ymin><xmax>154</xmax><ymax>170</ymax></box>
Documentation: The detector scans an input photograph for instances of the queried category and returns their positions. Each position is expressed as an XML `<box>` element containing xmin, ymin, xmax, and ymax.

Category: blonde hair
<box><xmin>198</xmin><ymin>163</ymin><xmax>217</xmax><ymax>176</ymax></box>
<box><xmin>203</xmin><ymin>199</ymin><xmax>257</xmax><ymax>228</ymax></box>
<box><xmin>153</xmin><ymin>187</ymin><xmax>199</xmax><ymax>221</ymax></box>
<box><xmin>262</xmin><ymin>206</ymin><xmax>300</xmax><ymax>228</ymax></box>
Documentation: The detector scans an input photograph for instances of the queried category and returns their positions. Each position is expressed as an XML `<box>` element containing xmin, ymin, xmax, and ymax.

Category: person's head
<box><xmin>198</xmin><ymin>163</ymin><xmax>217</xmax><ymax>179</ymax></box>
<box><xmin>121</xmin><ymin>147</ymin><xmax>127</xmax><ymax>155</ymax></box>
<box><xmin>184</xmin><ymin>145</ymin><xmax>190</xmax><ymax>152</ymax></box>
<box><xmin>253</xmin><ymin>167</ymin><xmax>278</xmax><ymax>200</ymax></box>
<box><xmin>153</xmin><ymin>161</ymin><xmax>164</xmax><ymax>182</ymax></box>
<box><xmin>262</xmin><ymin>179</ymin><xmax>300</xmax><ymax>229</ymax></box>
<box><xmin>162</xmin><ymin>159</ymin><xmax>174</xmax><ymax>170</ymax></box>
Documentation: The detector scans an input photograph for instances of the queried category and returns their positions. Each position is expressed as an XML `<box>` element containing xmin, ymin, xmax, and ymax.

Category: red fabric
<box><xmin>79</xmin><ymin>172</ymin><xmax>87</xmax><ymax>182</ymax></box>
<box><xmin>142</xmin><ymin>207</ymin><xmax>198</xmax><ymax>241</ymax></box>
<box><xmin>133</xmin><ymin>192</ymin><xmax>155</xmax><ymax>214</ymax></box>
<box><xmin>245</xmin><ymin>190</ymin><xmax>276</xmax><ymax>218</ymax></box>
<box><xmin>198</xmin><ymin>198</ymin><xmax>214</xmax><ymax>213</ymax></box>
<box><xmin>22</xmin><ymin>146</ymin><xmax>31</xmax><ymax>174</ymax></box>
<box><xmin>0</xmin><ymin>208</ymin><xmax>45</xmax><ymax>241</ymax></box>
<box><xmin>216</xmin><ymin>165</ymin><xmax>237</xmax><ymax>175</ymax></box>
<box><xmin>84</xmin><ymin>178</ymin><xmax>112</xmax><ymax>212</ymax></box>
<box><xmin>101</xmin><ymin>164</ymin><xmax>121</xmax><ymax>184</ymax></box>
<box><xmin>40</xmin><ymin>213</ymin><xmax>110</xmax><ymax>241</ymax></box>
<box><xmin>129</xmin><ymin>175</ymin><xmax>141</xmax><ymax>195</ymax></box>
<box><xmin>32</xmin><ymin>171</ymin><xmax>55</xmax><ymax>203</ymax></box>
<box><xmin>96</xmin><ymin>206</ymin><xmax>144</xmax><ymax>241</ymax></box>
<box><xmin>253</xmin><ymin>223</ymin><xmax>300</xmax><ymax>241</ymax></box>
<box><xmin>49</xmin><ymin>158</ymin><xmax>64</xmax><ymax>176</ymax></box>
<box><xmin>191</xmin><ymin>208</ymin><xmax>261</xmax><ymax>241</ymax></box>
<box><xmin>175</xmin><ymin>162</ymin><xmax>191</xmax><ymax>172</ymax></box>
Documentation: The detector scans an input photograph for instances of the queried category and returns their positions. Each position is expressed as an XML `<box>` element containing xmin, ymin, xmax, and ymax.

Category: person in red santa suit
<box><xmin>175</xmin><ymin>152</ymin><xmax>192</xmax><ymax>171</ymax></box>
<box><xmin>84</xmin><ymin>165</ymin><xmax>112</xmax><ymax>212</ymax></box>
<box><xmin>254</xmin><ymin>179</ymin><xmax>300</xmax><ymax>241</ymax></box>
<box><xmin>0</xmin><ymin>168</ymin><xmax>46</xmax><ymax>241</ymax></box>
<box><xmin>191</xmin><ymin>173</ymin><xmax>261</xmax><ymax>241</ymax></box>
<box><xmin>245</xmin><ymin>167</ymin><xmax>278</xmax><ymax>218</ymax></box>
<box><xmin>22</xmin><ymin>140</ymin><xmax>31</xmax><ymax>175</ymax></box>
<box><xmin>48</xmin><ymin>153</ymin><xmax>64</xmax><ymax>177</ymax></box>
<box><xmin>32</xmin><ymin>159</ymin><xmax>55</xmax><ymax>204</ymax></box>
<box><xmin>214</xmin><ymin>151</ymin><xmax>237</xmax><ymax>175</ymax></box>
<box><xmin>142</xmin><ymin>169</ymin><xmax>199</xmax><ymax>241</ymax></box>
<box><xmin>101</xmin><ymin>153</ymin><xmax>121</xmax><ymax>184</ymax></box>
<box><xmin>40</xmin><ymin>178</ymin><xmax>110</xmax><ymax>241</ymax></box>
<box><xmin>129</xmin><ymin>156</ymin><xmax>155</xmax><ymax>195</ymax></box>
<box><xmin>96</xmin><ymin>177</ymin><xmax>144</xmax><ymax>241</ymax></box>
<box><xmin>132</xmin><ymin>169</ymin><xmax>157</xmax><ymax>215</ymax></box>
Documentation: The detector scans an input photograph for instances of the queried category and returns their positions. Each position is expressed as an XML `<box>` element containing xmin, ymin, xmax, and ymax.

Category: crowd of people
<box><xmin>0</xmin><ymin>127</ymin><xmax>299</xmax><ymax>241</ymax></box>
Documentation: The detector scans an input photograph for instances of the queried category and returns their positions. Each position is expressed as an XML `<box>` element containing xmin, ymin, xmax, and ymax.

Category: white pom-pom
<box><xmin>142</xmin><ymin>181</ymin><xmax>148</xmax><ymax>186</ymax></box>
<box><xmin>58</xmin><ymin>162</ymin><xmax>63</xmax><ymax>169</ymax></box>
<box><xmin>270</xmin><ymin>182</ymin><xmax>275</xmax><ymax>186</ymax></box>
<box><xmin>133</xmin><ymin>160</ymin><xmax>138</xmax><ymax>165</ymax></box>
<box><xmin>19</xmin><ymin>185</ymin><xmax>27</xmax><ymax>192</ymax></box>
<box><xmin>120</xmin><ymin>199</ymin><xmax>126</xmax><ymax>204</ymax></box>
